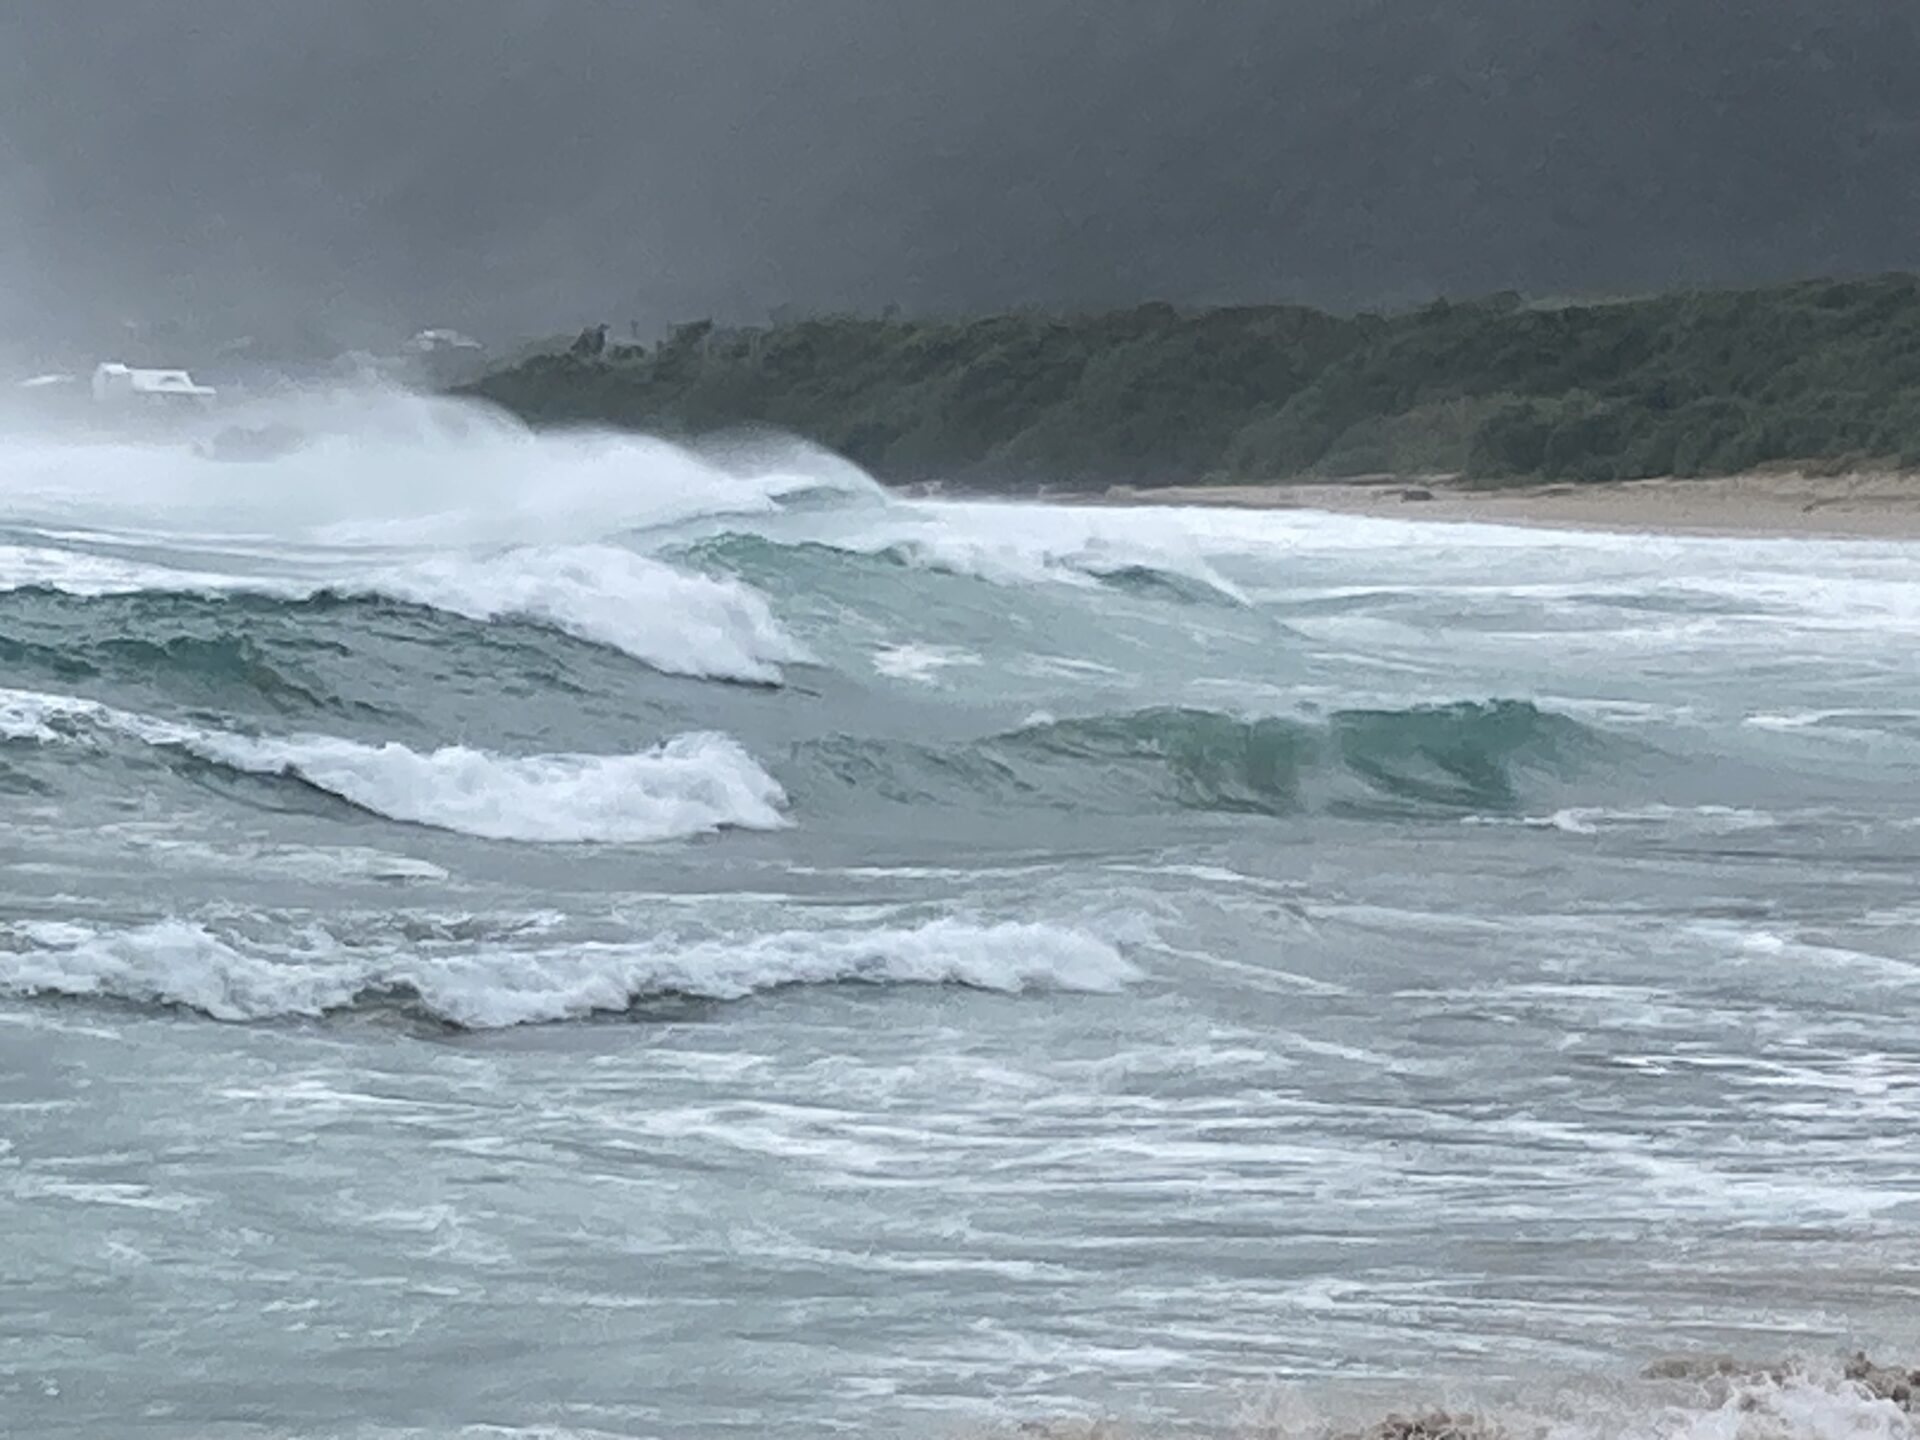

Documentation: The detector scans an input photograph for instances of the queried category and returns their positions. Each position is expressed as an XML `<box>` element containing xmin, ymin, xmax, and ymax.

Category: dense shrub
<box><xmin>462</xmin><ymin>275</ymin><xmax>1920</xmax><ymax>486</ymax></box>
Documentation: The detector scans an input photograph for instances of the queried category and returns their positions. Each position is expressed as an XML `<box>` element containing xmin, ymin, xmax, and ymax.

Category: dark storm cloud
<box><xmin>3</xmin><ymin>1</ymin><xmax>1918</xmax><ymax>359</ymax></box>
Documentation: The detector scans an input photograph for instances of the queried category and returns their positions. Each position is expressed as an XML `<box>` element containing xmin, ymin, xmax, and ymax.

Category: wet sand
<box><xmin>985</xmin><ymin>1353</ymin><xmax>1917</xmax><ymax>1440</ymax></box>
<box><xmin>1077</xmin><ymin>472</ymin><xmax>1920</xmax><ymax>540</ymax></box>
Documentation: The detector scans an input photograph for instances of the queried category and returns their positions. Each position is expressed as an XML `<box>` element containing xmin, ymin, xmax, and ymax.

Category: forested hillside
<box><xmin>464</xmin><ymin>276</ymin><xmax>1920</xmax><ymax>487</ymax></box>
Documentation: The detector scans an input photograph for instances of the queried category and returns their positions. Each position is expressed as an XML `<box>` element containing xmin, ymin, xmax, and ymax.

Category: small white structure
<box><xmin>405</xmin><ymin>328</ymin><xmax>484</xmax><ymax>354</ymax></box>
<box><xmin>92</xmin><ymin>362</ymin><xmax>217</xmax><ymax>406</ymax></box>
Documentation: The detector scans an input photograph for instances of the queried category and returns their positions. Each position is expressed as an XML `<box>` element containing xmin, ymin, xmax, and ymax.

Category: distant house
<box><xmin>92</xmin><ymin>362</ymin><xmax>217</xmax><ymax>406</ymax></box>
<box><xmin>405</xmin><ymin>328</ymin><xmax>484</xmax><ymax>355</ymax></box>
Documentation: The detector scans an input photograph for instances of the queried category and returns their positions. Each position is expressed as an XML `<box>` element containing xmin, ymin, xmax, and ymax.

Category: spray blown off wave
<box><xmin>0</xmin><ymin>391</ymin><xmax>864</xmax><ymax>687</ymax></box>
<box><xmin>0</xmin><ymin>388</ymin><xmax>884</xmax><ymax>546</ymax></box>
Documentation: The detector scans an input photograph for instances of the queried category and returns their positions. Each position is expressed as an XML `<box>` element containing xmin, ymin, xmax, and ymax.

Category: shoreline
<box><xmin>984</xmin><ymin>1353</ymin><xmax>1920</xmax><ymax>1439</ymax></box>
<box><xmin>1026</xmin><ymin>471</ymin><xmax>1920</xmax><ymax>541</ymax></box>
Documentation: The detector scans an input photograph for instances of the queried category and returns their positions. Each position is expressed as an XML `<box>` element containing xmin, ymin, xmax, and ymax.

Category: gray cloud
<box><xmin>3</xmin><ymin>1</ymin><xmax>1917</xmax><ymax>361</ymax></box>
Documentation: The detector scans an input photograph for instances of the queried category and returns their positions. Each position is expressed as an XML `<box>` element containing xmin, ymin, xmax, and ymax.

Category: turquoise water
<box><xmin>1</xmin><ymin>395</ymin><xmax>1917</xmax><ymax>1438</ymax></box>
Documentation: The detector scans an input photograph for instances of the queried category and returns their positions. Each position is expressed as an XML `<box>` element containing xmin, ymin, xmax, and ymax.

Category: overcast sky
<box><xmin>3</xmin><ymin>1</ymin><xmax>1916</xmax><ymax>358</ymax></box>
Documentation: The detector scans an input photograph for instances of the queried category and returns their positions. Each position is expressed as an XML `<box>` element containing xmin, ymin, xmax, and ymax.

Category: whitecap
<box><xmin>0</xmin><ymin>687</ymin><xmax>786</xmax><ymax>844</ymax></box>
<box><xmin>0</xmin><ymin>542</ymin><xmax>276</xmax><ymax>597</ymax></box>
<box><xmin>789</xmin><ymin>501</ymin><xmax>1251</xmax><ymax>600</ymax></box>
<box><xmin>1464</xmin><ymin>804</ymin><xmax>1779</xmax><ymax>836</ymax></box>
<box><xmin>0</xmin><ymin>915</ymin><xmax>1141</xmax><ymax>1027</ymax></box>
<box><xmin>0</xmin><ymin>540</ymin><xmax>808</xmax><ymax>686</ymax></box>
<box><xmin>192</xmin><ymin>730</ymin><xmax>788</xmax><ymax>844</ymax></box>
<box><xmin>359</xmin><ymin>544</ymin><xmax>809</xmax><ymax>683</ymax></box>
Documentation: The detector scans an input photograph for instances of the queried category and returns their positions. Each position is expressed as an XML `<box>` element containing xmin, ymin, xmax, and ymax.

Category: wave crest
<box><xmin>793</xmin><ymin>700</ymin><xmax>1614</xmax><ymax>818</ymax></box>
<box><xmin>353</xmin><ymin>544</ymin><xmax>808</xmax><ymax>684</ymax></box>
<box><xmin>684</xmin><ymin>529</ymin><xmax>1249</xmax><ymax>605</ymax></box>
<box><xmin>0</xmin><ymin>688</ymin><xmax>785</xmax><ymax>843</ymax></box>
<box><xmin>0</xmin><ymin>916</ymin><xmax>1139</xmax><ymax>1027</ymax></box>
<box><xmin>0</xmin><ymin>541</ymin><xmax>807</xmax><ymax>686</ymax></box>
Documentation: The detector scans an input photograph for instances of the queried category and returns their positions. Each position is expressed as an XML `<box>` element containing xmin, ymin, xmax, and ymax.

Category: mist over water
<box><xmin>1</xmin><ymin>395</ymin><xmax>1918</xmax><ymax>1437</ymax></box>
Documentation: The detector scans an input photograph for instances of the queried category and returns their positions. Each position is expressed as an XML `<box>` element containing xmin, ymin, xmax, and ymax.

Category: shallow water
<box><xmin>1</xmin><ymin>396</ymin><xmax>1917</xmax><ymax>1438</ymax></box>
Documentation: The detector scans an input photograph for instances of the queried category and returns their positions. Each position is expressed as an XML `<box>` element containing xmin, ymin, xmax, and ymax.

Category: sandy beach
<box><xmin>1081</xmin><ymin>471</ymin><xmax>1920</xmax><ymax>540</ymax></box>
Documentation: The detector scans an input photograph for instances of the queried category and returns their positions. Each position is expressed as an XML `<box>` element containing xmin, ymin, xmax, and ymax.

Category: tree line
<box><xmin>461</xmin><ymin>275</ymin><xmax>1920</xmax><ymax>487</ymax></box>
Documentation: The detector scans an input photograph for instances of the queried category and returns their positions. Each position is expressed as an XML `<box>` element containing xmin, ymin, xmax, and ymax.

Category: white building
<box><xmin>91</xmin><ymin>362</ymin><xmax>217</xmax><ymax>406</ymax></box>
<box><xmin>405</xmin><ymin>328</ymin><xmax>484</xmax><ymax>354</ymax></box>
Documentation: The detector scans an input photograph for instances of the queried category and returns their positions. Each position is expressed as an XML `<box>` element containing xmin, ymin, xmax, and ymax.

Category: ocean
<box><xmin>1</xmin><ymin>392</ymin><xmax>1916</xmax><ymax>1439</ymax></box>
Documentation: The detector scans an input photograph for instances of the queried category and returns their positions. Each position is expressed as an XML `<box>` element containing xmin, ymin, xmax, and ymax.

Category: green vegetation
<box><xmin>462</xmin><ymin>275</ymin><xmax>1920</xmax><ymax>488</ymax></box>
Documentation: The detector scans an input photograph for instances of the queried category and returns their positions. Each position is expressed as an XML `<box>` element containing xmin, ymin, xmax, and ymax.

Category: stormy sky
<box><xmin>3</xmin><ymin>1</ymin><xmax>1917</xmax><ymax>359</ymax></box>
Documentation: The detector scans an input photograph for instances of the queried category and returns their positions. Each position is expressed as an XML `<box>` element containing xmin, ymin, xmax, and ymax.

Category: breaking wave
<box><xmin>792</xmin><ymin>699</ymin><xmax>1616</xmax><ymax>818</ymax></box>
<box><xmin>0</xmin><ymin>542</ymin><xmax>808</xmax><ymax>685</ymax></box>
<box><xmin>0</xmin><ymin>915</ymin><xmax>1140</xmax><ymax>1027</ymax></box>
<box><xmin>0</xmin><ymin>388</ymin><xmax>882</xmax><ymax>546</ymax></box>
<box><xmin>866</xmin><ymin>533</ymin><xmax>1250</xmax><ymax>602</ymax></box>
<box><xmin>352</xmin><ymin>544</ymin><xmax>808</xmax><ymax>683</ymax></box>
<box><xmin>683</xmin><ymin>528</ymin><xmax>1251</xmax><ymax>604</ymax></box>
<box><xmin>0</xmin><ymin>680</ymin><xmax>1629</xmax><ymax>841</ymax></box>
<box><xmin>0</xmin><ymin>687</ymin><xmax>785</xmax><ymax>843</ymax></box>
<box><xmin>10</xmin><ymin>391</ymin><xmax>1920</xmax><ymax>1433</ymax></box>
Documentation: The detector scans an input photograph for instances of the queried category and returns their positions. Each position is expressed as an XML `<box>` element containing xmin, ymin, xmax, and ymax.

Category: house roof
<box><xmin>95</xmin><ymin>362</ymin><xmax>217</xmax><ymax>398</ymax></box>
<box><xmin>129</xmin><ymin>368</ymin><xmax>216</xmax><ymax>396</ymax></box>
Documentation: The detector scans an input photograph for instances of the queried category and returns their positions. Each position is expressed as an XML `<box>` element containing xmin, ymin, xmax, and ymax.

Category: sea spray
<box><xmin>3</xmin><ymin>405</ymin><xmax>1919</xmax><ymax>1438</ymax></box>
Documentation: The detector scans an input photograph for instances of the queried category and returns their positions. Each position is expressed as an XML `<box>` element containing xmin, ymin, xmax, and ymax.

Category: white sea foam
<box><xmin>132</xmin><ymin>840</ymin><xmax>453</xmax><ymax>884</ymax></box>
<box><xmin>1686</xmin><ymin>921</ymin><xmax>1920</xmax><ymax>991</ymax></box>
<box><xmin>406</xmin><ymin>916</ymin><xmax>1141</xmax><ymax>1027</ymax></box>
<box><xmin>1224</xmin><ymin>1365</ymin><xmax>1919</xmax><ymax>1440</ymax></box>
<box><xmin>0</xmin><ymin>687</ymin><xmax>786</xmax><ymax>843</ymax></box>
<box><xmin>0</xmin><ymin>919</ymin><xmax>359</xmax><ymax>1021</ymax></box>
<box><xmin>1566</xmin><ymin>1368</ymin><xmax>1915</xmax><ymax>1440</ymax></box>
<box><xmin>0</xmin><ymin>915</ymin><xmax>1141</xmax><ymax>1026</ymax></box>
<box><xmin>0</xmin><ymin>539</ymin><xmax>807</xmax><ymax>685</ymax></box>
<box><xmin>870</xmin><ymin>642</ymin><xmax>983</xmax><ymax>684</ymax></box>
<box><xmin>0</xmin><ymin>390</ymin><xmax>854</xmax><ymax>684</ymax></box>
<box><xmin>1746</xmin><ymin>709</ymin><xmax>1920</xmax><ymax>739</ymax></box>
<box><xmin>0</xmin><ymin>687</ymin><xmax>203</xmax><ymax>749</ymax></box>
<box><xmin>191</xmin><ymin>730</ymin><xmax>789</xmax><ymax>844</ymax></box>
<box><xmin>0</xmin><ymin>543</ymin><xmax>276</xmax><ymax>597</ymax></box>
<box><xmin>0</xmin><ymin>388</ymin><xmax>880</xmax><ymax>547</ymax></box>
<box><xmin>361</xmin><ymin>544</ymin><xmax>809</xmax><ymax>683</ymax></box>
<box><xmin>1465</xmin><ymin>804</ymin><xmax>1779</xmax><ymax>836</ymax></box>
<box><xmin>795</xmin><ymin>502</ymin><xmax>1251</xmax><ymax>600</ymax></box>
<box><xmin>0</xmin><ymin>693</ymin><xmax>62</xmax><ymax>743</ymax></box>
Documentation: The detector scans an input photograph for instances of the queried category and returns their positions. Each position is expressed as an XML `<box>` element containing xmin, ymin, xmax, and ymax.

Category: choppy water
<box><xmin>1</xmin><ymin>392</ymin><xmax>1917</xmax><ymax>1439</ymax></box>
